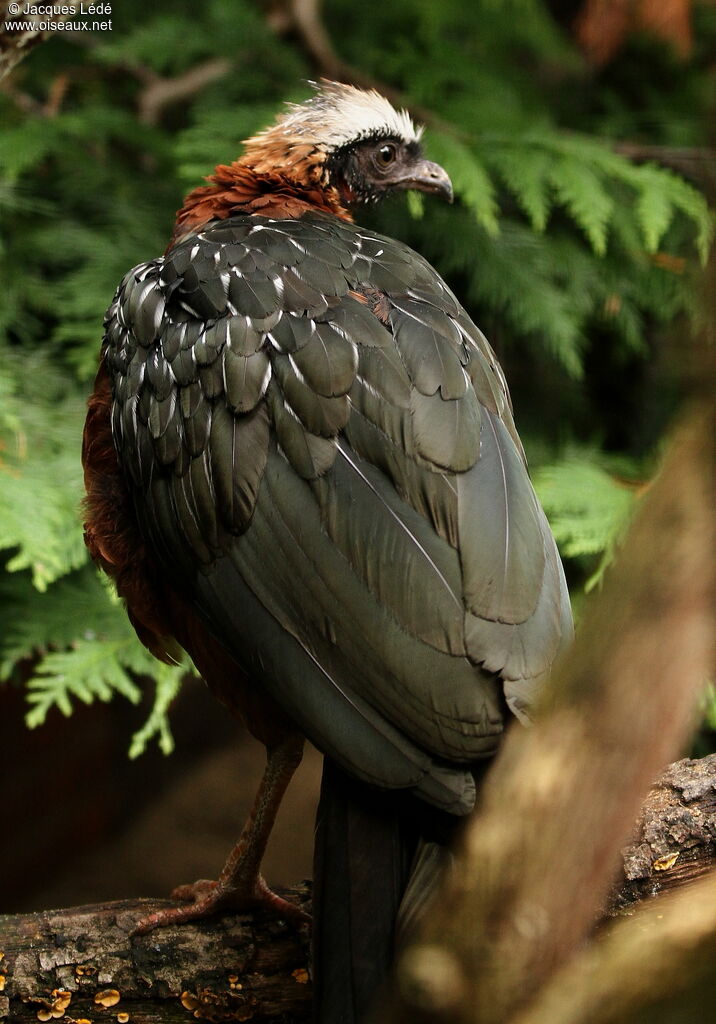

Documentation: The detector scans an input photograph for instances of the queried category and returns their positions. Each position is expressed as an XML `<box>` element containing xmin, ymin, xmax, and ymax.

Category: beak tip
<box><xmin>421</xmin><ymin>161</ymin><xmax>453</xmax><ymax>204</ymax></box>
<box><xmin>389</xmin><ymin>159</ymin><xmax>454</xmax><ymax>203</ymax></box>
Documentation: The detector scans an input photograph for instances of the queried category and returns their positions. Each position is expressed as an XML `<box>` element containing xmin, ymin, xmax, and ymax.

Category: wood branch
<box><xmin>136</xmin><ymin>58</ymin><xmax>232</xmax><ymax>126</ymax></box>
<box><xmin>612</xmin><ymin>141</ymin><xmax>716</xmax><ymax>188</ymax></box>
<box><xmin>266</xmin><ymin>0</ymin><xmax>394</xmax><ymax>96</ymax></box>
<box><xmin>511</xmin><ymin>868</ymin><xmax>716</xmax><ymax>1024</ymax></box>
<box><xmin>1</xmin><ymin>755</ymin><xmax>714</xmax><ymax>1022</ymax></box>
<box><xmin>0</xmin><ymin>5</ymin><xmax>72</xmax><ymax>83</ymax></box>
<box><xmin>0</xmin><ymin>886</ymin><xmax>312</xmax><ymax>1023</ymax></box>
<box><xmin>611</xmin><ymin>753</ymin><xmax>716</xmax><ymax>914</ymax></box>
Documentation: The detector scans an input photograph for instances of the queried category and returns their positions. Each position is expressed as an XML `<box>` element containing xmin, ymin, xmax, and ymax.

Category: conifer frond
<box><xmin>533</xmin><ymin>457</ymin><xmax>638</xmax><ymax>589</ymax></box>
<box><xmin>428</xmin><ymin>133</ymin><xmax>501</xmax><ymax>236</ymax></box>
<box><xmin>486</xmin><ymin>145</ymin><xmax>552</xmax><ymax>232</ymax></box>
<box><xmin>548</xmin><ymin>156</ymin><xmax>613</xmax><ymax>256</ymax></box>
<box><xmin>0</xmin><ymin>349</ymin><xmax>87</xmax><ymax>589</ymax></box>
<box><xmin>128</xmin><ymin>664</ymin><xmax>186</xmax><ymax>758</ymax></box>
<box><xmin>26</xmin><ymin>637</ymin><xmax>144</xmax><ymax>727</ymax></box>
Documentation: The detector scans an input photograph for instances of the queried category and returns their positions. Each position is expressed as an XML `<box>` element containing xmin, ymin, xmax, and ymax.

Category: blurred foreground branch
<box><xmin>380</xmin><ymin>387</ymin><xmax>716</xmax><ymax>1024</ymax></box>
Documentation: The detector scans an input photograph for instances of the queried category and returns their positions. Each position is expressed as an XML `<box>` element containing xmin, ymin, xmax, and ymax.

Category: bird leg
<box><xmin>133</xmin><ymin>733</ymin><xmax>306</xmax><ymax>935</ymax></box>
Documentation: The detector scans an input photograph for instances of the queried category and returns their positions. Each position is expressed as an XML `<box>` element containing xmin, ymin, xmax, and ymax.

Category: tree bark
<box><xmin>0</xmin><ymin>887</ymin><xmax>312</xmax><ymax>1023</ymax></box>
<box><xmin>610</xmin><ymin>753</ymin><xmax>716</xmax><ymax>916</ymax></box>
<box><xmin>1</xmin><ymin>754</ymin><xmax>714</xmax><ymax>1022</ymax></box>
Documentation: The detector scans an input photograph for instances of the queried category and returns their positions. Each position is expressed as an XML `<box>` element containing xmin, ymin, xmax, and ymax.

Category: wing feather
<box><xmin>104</xmin><ymin>211</ymin><xmax>572</xmax><ymax>814</ymax></box>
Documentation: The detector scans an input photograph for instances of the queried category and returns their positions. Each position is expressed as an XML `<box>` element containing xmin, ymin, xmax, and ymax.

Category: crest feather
<box><xmin>244</xmin><ymin>80</ymin><xmax>424</xmax><ymax>153</ymax></box>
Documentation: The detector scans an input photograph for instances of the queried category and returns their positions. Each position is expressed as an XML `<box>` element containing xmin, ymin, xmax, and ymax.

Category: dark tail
<box><xmin>311</xmin><ymin>759</ymin><xmax>463</xmax><ymax>1024</ymax></box>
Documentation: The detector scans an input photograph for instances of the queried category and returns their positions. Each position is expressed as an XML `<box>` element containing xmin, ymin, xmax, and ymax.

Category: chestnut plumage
<box><xmin>82</xmin><ymin>81</ymin><xmax>572</xmax><ymax>1022</ymax></box>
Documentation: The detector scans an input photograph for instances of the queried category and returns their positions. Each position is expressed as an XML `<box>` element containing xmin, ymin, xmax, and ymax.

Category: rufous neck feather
<box><xmin>171</xmin><ymin>156</ymin><xmax>350</xmax><ymax>249</ymax></box>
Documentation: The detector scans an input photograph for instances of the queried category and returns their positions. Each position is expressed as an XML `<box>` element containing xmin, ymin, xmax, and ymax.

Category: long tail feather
<box><xmin>312</xmin><ymin>758</ymin><xmax>474</xmax><ymax>1022</ymax></box>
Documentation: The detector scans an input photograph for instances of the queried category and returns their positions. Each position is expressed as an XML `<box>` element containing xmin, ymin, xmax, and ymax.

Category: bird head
<box><xmin>239</xmin><ymin>80</ymin><xmax>453</xmax><ymax>208</ymax></box>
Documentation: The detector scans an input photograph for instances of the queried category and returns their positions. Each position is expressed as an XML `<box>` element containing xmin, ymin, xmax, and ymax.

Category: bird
<box><xmin>82</xmin><ymin>80</ymin><xmax>573</xmax><ymax>1022</ymax></box>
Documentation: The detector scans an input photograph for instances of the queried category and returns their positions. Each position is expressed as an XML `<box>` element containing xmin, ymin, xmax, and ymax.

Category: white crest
<box><xmin>248</xmin><ymin>80</ymin><xmax>424</xmax><ymax>152</ymax></box>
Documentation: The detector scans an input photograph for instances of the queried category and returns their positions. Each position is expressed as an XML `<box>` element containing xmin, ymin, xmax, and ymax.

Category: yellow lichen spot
<box><xmin>0</xmin><ymin>975</ymin><xmax>5</xmax><ymax>991</ymax></box>
<box><xmin>291</xmin><ymin>968</ymin><xmax>309</xmax><ymax>985</ymax></box>
<box><xmin>653</xmin><ymin>851</ymin><xmax>680</xmax><ymax>872</ymax></box>
<box><xmin>0</xmin><ymin>951</ymin><xmax>4</xmax><ymax>961</ymax></box>
<box><xmin>180</xmin><ymin>991</ymin><xmax>199</xmax><ymax>1012</ymax></box>
<box><xmin>117</xmin><ymin>1014</ymin><xmax>130</xmax><ymax>1023</ymax></box>
<box><xmin>94</xmin><ymin>989</ymin><xmax>121</xmax><ymax>1008</ymax></box>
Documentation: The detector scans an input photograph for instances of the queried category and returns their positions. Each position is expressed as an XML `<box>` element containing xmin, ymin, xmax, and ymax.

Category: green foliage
<box><xmin>0</xmin><ymin>349</ymin><xmax>86</xmax><ymax>589</ymax></box>
<box><xmin>0</xmin><ymin>0</ymin><xmax>713</xmax><ymax>747</ymax></box>
<box><xmin>404</xmin><ymin>131</ymin><xmax>712</xmax><ymax>379</ymax></box>
<box><xmin>702</xmin><ymin>684</ymin><xmax>716</xmax><ymax>734</ymax></box>
<box><xmin>0</xmin><ymin>564</ymin><xmax>189</xmax><ymax>752</ymax></box>
<box><xmin>128</xmin><ymin>664</ymin><xmax>184</xmax><ymax>758</ymax></box>
<box><xmin>532</xmin><ymin>456</ymin><xmax>639</xmax><ymax>590</ymax></box>
<box><xmin>427</xmin><ymin>134</ymin><xmax>500</xmax><ymax>237</ymax></box>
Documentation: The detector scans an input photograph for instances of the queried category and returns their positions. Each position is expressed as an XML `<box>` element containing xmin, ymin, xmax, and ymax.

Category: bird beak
<box><xmin>392</xmin><ymin>160</ymin><xmax>454</xmax><ymax>203</ymax></box>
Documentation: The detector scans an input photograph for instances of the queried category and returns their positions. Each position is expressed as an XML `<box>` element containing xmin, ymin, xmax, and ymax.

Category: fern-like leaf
<box><xmin>428</xmin><ymin>133</ymin><xmax>500</xmax><ymax>236</ymax></box>
<box><xmin>487</xmin><ymin>144</ymin><xmax>552</xmax><ymax>232</ymax></box>
<box><xmin>0</xmin><ymin>351</ymin><xmax>88</xmax><ymax>590</ymax></box>
<box><xmin>25</xmin><ymin>637</ymin><xmax>144</xmax><ymax>726</ymax></box>
<box><xmin>548</xmin><ymin>156</ymin><xmax>613</xmax><ymax>257</ymax></box>
<box><xmin>533</xmin><ymin>457</ymin><xmax>638</xmax><ymax>589</ymax></box>
<box><xmin>129</xmin><ymin>662</ymin><xmax>187</xmax><ymax>758</ymax></box>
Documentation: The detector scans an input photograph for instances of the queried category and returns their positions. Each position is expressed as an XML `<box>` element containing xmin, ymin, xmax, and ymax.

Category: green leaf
<box><xmin>634</xmin><ymin>172</ymin><xmax>675</xmax><ymax>253</ymax></box>
<box><xmin>428</xmin><ymin>133</ymin><xmax>500</xmax><ymax>236</ymax></box>
<box><xmin>548</xmin><ymin>156</ymin><xmax>613</xmax><ymax>256</ymax></box>
<box><xmin>26</xmin><ymin>637</ymin><xmax>144</xmax><ymax>727</ymax></box>
<box><xmin>406</xmin><ymin>190</ymin><xmax>425</xmax><ymax>220</ymax></box>
<box><xmin>533</xmin><ymin>457</ymin><xmax>638</xmax><ymax>588</ymax></box>
<box><xmin>174</xmin><ymin>104</ymin><xmax>280</xmax><ymax>188</ymax></box>
<box><xmin>547</xmin><ymin>134</ymin><xmax>713</xmax><ymax>263</ymax></box>
<box><xmin>0</xmin><ymin>566</ymin><xmax>117</xmax><ymax>679</ymax></box>
<box><xmin>0</xmin><ymin>350</ymin><xmax>87</xmax><ymax>590</ymax></box>
<box><xmin>488</xmin><ymin>144</ymin><xmax>552</xmax><ymax>231</ymax></box>
<box><xmin>129</xmin><ymin>662</ymin><xmax>189</xmax><ymax>758</ymax></box>
<box><xmin>702</xmin><ymin>683</ymin><xmax>716</xmax><ymax>732</ymax></box>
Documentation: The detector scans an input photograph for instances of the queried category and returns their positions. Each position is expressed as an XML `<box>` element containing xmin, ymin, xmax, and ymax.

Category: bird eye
<box><xmin>376</xmin><ymin>143</ymin><xmax>397</xmax><ymax>167</ymax></box>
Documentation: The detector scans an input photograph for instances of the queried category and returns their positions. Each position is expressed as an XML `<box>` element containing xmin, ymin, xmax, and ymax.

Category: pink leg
<box><xmin>133</xmin><ymin>734</ymin><xmax>306</xmax><ymax>935</ymax></box>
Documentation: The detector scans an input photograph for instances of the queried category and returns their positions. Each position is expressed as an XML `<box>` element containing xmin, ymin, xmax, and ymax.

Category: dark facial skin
<box><xmin>328</xmin><ymin>135</ymin><xmax>453</xmax><ymax>206</ymax></box>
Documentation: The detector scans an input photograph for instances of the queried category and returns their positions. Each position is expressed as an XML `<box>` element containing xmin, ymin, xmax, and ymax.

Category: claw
<box><xmin>132</xmin><ymin>874</ymin><xmax>310</xmax><ymax>936</ymax></box>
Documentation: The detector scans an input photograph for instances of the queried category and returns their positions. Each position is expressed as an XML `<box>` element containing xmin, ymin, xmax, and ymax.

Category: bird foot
<box><xmin>132</xmin><ymin>874</ymin><xmax>310</xmax><ymax>936</ymax></box>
